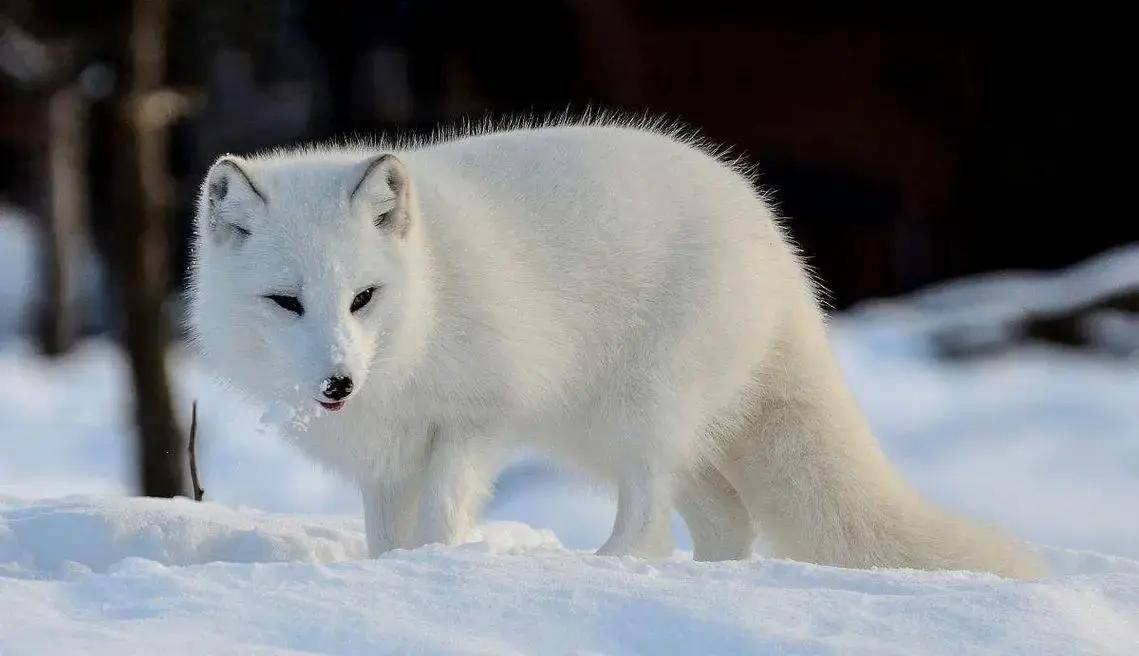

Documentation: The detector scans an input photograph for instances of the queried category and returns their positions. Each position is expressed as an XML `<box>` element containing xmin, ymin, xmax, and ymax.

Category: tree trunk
<box><xmin>111</xmin><ymin>0</ymin><xmax>186</xmax><ymax>498</ymax></box>
<box><xmin>36</xmin><ymin>85</ymin><xmax>90</xmax><ymax>357</ymax></box>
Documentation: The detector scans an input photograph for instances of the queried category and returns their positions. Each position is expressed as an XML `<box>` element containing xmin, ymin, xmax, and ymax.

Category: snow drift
<box><xmin>2</xmin><ymin>496</ymin><xmax>1137</xmax><ymax>655</ymax></box>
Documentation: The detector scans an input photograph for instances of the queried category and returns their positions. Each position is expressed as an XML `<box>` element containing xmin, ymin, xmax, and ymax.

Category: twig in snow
<box><xmin>188</xmin><ymin>400</ymin><xmax>205</xmax><ymax>501</ymax></box>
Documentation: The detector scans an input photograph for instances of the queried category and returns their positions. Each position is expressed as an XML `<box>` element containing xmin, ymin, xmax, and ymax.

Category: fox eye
<box><xmin>350</xmin><ymin>286</ymin><xmax>376</xmax><ymax>313</ymax></box>
<box><xmin>265</xmin><ymin>294</ymin><xmax>304</xmax><ymax>316</ymax></box>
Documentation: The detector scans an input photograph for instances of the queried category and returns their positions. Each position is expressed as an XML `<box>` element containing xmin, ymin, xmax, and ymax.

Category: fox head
<box><xmin>188</xmin><ymin>152</ymin><xmax>428</xmax><ymax>414</ymax></box>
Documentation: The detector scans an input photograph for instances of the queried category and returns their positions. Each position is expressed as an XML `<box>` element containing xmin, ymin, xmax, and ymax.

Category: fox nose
<box><xmin>321</xmin><ymin>376</ymin><xmax>353</xmax><ymax>401</ymax></box>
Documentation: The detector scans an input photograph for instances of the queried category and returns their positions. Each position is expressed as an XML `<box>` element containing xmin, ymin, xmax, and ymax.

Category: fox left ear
<box><xmin>350</xmin><ymin>154</ymin><xmax>411</xmax><ymax>238</ymax></box>
<box><xmin>200</xmin><ymin>155</ymin><xmax>266</xmax><ymax>244</ymax></box>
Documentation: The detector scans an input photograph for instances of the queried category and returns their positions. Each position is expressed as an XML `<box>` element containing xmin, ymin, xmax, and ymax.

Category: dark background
<box><xmin>3</xmin><ymin>0</ymin><xmax>1134</xmax><ymax>308</ymax></box>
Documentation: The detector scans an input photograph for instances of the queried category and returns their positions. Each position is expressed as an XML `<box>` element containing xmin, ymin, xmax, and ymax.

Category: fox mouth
<box><xmin>318</xmin><ymin>400</ymin><xmax>346</xmax><ymax>412</ymax></box>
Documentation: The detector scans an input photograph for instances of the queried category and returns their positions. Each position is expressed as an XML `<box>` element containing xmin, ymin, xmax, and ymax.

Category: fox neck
<box><xmin>385</xmin><ymin>213</ymin><xmax>437</xmax><ymax>379</ymax></box>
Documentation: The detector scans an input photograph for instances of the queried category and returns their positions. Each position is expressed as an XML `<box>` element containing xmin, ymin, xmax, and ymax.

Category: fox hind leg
<box><xmin>675</xmin><ymin>463</ymin><xmax>757</xmax><ymax>561</ymax></box>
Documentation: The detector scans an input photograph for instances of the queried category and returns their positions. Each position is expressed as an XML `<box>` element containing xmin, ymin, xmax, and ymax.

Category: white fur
<box><xmin>188</xmin><ymin>118</ymin><xmax>1045</xmax><ymax>578</ymax></box>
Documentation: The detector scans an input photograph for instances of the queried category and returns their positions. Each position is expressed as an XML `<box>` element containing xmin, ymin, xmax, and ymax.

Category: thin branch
<box><xmin>188</xmin><ymin>399</ymin><xmax>205</xmax><ymax>501</ymax></box>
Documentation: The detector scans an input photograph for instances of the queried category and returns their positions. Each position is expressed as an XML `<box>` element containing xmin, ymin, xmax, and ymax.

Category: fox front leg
<box><xmin>361</xmin><ymin>476</ymin><xmax>422</xmax><ymax>556</ymax></box>
<box><xmin>411</xmin><ymin>428</ymin><xmax>497</xmax><ymax>548</ymax></box>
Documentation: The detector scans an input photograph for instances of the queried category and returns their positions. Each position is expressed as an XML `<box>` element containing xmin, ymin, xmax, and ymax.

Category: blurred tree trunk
<box><xmin>110</xmin><ymin>0</ymin><xmax>186</xmax><ymax>498</ymax></box>
<box><xmin>36</xmin><ymin>85</ymin><xmax>90</xmax><ymax>356</ymax></box>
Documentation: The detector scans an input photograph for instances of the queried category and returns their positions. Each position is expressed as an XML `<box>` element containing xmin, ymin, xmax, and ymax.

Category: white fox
<box><xmin>188</xmin><ymin>119</ymin><xmax>1044</xmax><ymax>578</ymax></box>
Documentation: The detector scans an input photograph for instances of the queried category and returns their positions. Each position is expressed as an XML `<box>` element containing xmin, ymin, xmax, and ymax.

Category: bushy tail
<box><xmin>903</xmin><ymin>504</ymin><xmax>1047</xmax><ymax>578</ymax></box>
<box><xmin>719</xmin><ymin>299</ymin><xmax>1046</xmax><ymax>578</ymax></box>
<box><xmin>720</xmin><ymin>361</ymin><xmax>1045</xmax><ymax>578</ymax></box>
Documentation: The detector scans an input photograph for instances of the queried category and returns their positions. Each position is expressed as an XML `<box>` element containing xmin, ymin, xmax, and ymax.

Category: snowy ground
<box><xmin>1</xmin><ymin>209</ymin><xmax>1137</xmax><ymax>654</ymax></box>
<box><xmin>3</xmin><ymin>497</ymin><xmax>1137</xmax><ymax>656</ymax></box>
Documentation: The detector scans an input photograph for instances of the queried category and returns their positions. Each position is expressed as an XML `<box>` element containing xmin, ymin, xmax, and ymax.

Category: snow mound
<box><xmin>2</xmin><ymin>496</ymin><xmax>1138</xmax><ymax>655</ymax></box>
<box><xmin>905</xmin><ymin>242</ymin><xmax>1139</xmax><ymax>322</ymax></box>
<box><xmin>0</xmin><ymin>496</ymin><xmax>566</xmax><ymax>576</ymax></box>
<box><xmin>0</xmin><ymin>495</ymin><xmax>367</xmax><ymax>574</ymax></box>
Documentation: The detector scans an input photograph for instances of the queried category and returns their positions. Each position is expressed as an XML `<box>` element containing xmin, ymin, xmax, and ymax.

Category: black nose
<box><xmin>321</xmin><ymin>376</ymin><xmax>353</xmax><ymax>401</ymax></box>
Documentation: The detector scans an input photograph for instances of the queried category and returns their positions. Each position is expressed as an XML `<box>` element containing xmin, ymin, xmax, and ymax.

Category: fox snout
<box><xmin>317</xmin><ymin>374</ymin><xmax>354</xmax><ymax>411</ymax></box>
<box><xmin>322</xmin><ymin>375</ymin><xmax>353</xmax><ymax>400</ymax></box>
<box><xmin>300</xmin><ymin>321</ymin><xmax>371</xmax><ymax>412</ymax></box>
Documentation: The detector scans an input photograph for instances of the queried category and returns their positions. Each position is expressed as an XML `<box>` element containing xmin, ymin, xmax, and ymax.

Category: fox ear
<box><xmin>200</xmin><ymin>155</ymin><xmax>266</xmax><ymax>243</ymax></box>
<box><xmin>350</xmin><ymin>154</ymin><xmax>411</xmax><ymax>238</ymax></box>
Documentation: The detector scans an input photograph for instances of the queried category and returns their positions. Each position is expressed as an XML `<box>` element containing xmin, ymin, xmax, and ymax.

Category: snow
<box><xmin>0</xmin><ymin>207</ymin><xmax>36</xmax><ymax>336</ymax></box>
<box><xmin>0</xmin><ymin>204</ymin><xmax>108</xmax><ymax>338</ymax></box>
<box><xmin>899</xmin><ymin>242</ymin><xmax>1139</xmax><ymax>326</ymax></box>
<box><xmin>877</xmin><ymin>242</ymin><xmax>1139</xmax><ymax>358</ymax></box>
<box><xmin>2</xmin><ymin>208</ymin><xmax>1138</xmax><ymax>654</ymax></box>
<box><xmin>3</xmin><ymin>497</ymin><xmax>1138</xmax><ymax>656</ymax></box>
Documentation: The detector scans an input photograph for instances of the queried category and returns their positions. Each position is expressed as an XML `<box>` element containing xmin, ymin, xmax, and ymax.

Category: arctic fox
<box><xmin>188</xmin><ymin>119</ymin><xmax>1044</xmax><ymax>578</ymax></box>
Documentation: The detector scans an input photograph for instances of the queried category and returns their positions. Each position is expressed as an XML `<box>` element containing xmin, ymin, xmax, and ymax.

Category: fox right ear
<box><xmin>200</xmin><ymin>155</ymin><xmax>266</xmax><ymax>243</ymax></box>
<box><xmin>350</xmin><ymin>154</ymin><xmax>411</xmax><ymax>238</ymax></box>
